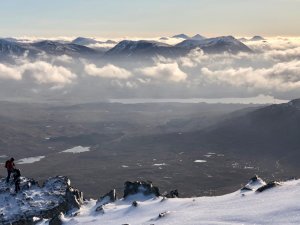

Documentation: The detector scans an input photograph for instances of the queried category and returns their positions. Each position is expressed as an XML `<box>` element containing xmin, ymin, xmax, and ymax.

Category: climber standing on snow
<box><xmin>5</xmin><ymin>157</ymin><xmax>15</xmax><ymax>183</ymax></box>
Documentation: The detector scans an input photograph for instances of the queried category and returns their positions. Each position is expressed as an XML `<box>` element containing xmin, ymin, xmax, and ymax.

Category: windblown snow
<box><xmin>52</xmin><ymin>178</ymin><xmax>300</xmax><ymax>225</ymax></box>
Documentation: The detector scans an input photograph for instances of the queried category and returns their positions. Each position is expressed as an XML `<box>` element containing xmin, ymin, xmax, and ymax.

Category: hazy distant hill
<box><xmin>107</xmin><ymin>99</ymin><xmax>300</xmax><ymax>171</ymax></box>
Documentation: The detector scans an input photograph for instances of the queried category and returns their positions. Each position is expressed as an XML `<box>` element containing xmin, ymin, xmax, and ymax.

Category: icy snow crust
<box><xmin>60</xmin><ymin>178</ymin><xmax>300</xmax><ymax>225</ymax></box>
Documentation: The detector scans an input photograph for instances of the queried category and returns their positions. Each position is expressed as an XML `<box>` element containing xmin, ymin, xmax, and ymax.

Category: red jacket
<box><xmin>5</xmin><ymin>160</ymin><xmax>15</xmax><ymax>170</ymax></box>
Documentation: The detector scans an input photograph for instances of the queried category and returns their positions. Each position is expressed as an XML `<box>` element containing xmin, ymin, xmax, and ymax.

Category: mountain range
<box><xmin>0</xmin><ymin>34</ymin><xmax>254</xmax><ymax>59</ymax></box>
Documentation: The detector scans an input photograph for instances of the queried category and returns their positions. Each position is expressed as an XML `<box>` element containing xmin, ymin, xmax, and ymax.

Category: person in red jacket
<box><xmin>5</xmin><ymin>158</ymin><xmax>15</xmax><ymax>183</ymax></box>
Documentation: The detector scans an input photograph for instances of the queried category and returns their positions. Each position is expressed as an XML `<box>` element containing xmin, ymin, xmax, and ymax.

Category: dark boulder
<box><xmin>97</xmin><ymin>189</ymin><xmax>117</xmax><ymax>205</ymax></box>
<box><xmin>95</xmin><ymin>205</ymin><xmax>104</xmax><ymax>213</ymax></box>
<box><xmin>123</xmin><ymin>181</ymin><xmax>160</xmax><ymax>198</ymax></box>
<box><xmin>158</xmin><ymin>211</ymin><xmax>170</xmax><ymax>218</ymax></box>
<box><xmin>95</xmin><ymin>189</ymin><xmax>117</xmax><ymax>213</ymax></box>
<box><xmin>49</xmin><ymin>213</ymin><xmax>63</xmax><ymax>225</ymax></box>
<box><xmin>256</xmin><ymin>181</ymin><xmax>281</xmax><ymax>193</ymax></box>
<box><xmin>250</xmin><ymin>175</ymin><xmax>259</xmax><ymax>182</ymax></box>
<box><xmin>132</xmin><ymin>201</ymin><xmax>138</xmax><ymax>207</ymax></box>
<box><xmin>165</xmin><ymin>190</ymin><xmax>179</xmax><ymax>198</ymax></box>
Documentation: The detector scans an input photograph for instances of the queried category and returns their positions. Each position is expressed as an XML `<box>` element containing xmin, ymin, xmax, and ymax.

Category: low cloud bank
<box><xmin>0</xmin><ymin>37</ymin><xmax>300</xmax><ymax>101</ymax></box>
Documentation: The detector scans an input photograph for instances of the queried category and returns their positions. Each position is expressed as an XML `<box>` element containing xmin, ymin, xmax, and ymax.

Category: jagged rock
<box><xmin>256</xmin><ymin>181</ymin><xmax>281</xmax><ymax>193</ymax></box>
<box><xmin>96</xmin><ymin>189</ymin><xmax>117</xmax><ymax>205</ymax></box>
<box><xmin>250</xmin><ymin>175</ymin><xmax>259</xmax><ymax>182</ymax></box>
<box><xmin>123</xmin><ymin>181</ymin><xmax>160</xmax><ymax>198</ymax></box>
<box><xmin>0</xmin><ymin>176</ymin><xmax>83</xmax><ymax>225</ymax></box>
<box><xmin>241</xmin><ymin>175</ymin><xmax>266</xmax><ymax>191</ymax></box>
<box><xmin>65</xmin><ymin>186</ymin><xmax>84</xmax><ymax>210</ymax></box>
<box><xmin>95</xmin><ymin>189</ymin><xmax>117</xmax><ymax>213</ymax></box>
<box><xmin>49</xmin><ymin>212</ymin><xmax>63</xmax><ymax>225</ymax></box>
<box><xmin>132</xmin><ymin>201</ymin><xmax>138</xmax><ymax>207</ymax></box>
<box><xmin>165</xmin><ymin>190</ymin><xmax>179</xmax><ymax>198</ymax></box>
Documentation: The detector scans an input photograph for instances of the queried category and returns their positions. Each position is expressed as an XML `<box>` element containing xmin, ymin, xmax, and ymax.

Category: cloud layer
<box><xmin>1</xmin><ymin>37</ymin><xmax>300</xmax><ymax>101</ymax></box>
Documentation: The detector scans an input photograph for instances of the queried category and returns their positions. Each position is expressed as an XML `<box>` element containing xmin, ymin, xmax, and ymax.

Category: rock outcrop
<box><xmin>256</xmin><ymin>181</ymin><xmax>281</xmax><ymax>193</ymax></box>
<box><xmin>95</xmin><ymin>189</ymin><xmax>117</xmax><ymax>212</ymax></box>
<box><xmin>165</xmin><ymin>190</ymin><xmax>179</xmax><ymax>198</ymax></box>
<box><xmin>241</xmin><ymin>175</ymin><xmax>266</xmax><ymax>191</ymax></box>
<box><xmin>123</xmin><ymin>181</ymin><xmax>160</xmax><ymax>198</ymax></box>
<box><xmin>0</xmin><ymin>176</ymin><xmax>83</xmax><ymax>225</ymax></box>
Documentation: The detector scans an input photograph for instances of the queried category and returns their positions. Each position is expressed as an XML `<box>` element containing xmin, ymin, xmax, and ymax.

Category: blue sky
<box><xmin>0</xmin><ymin>0</ymin><xmax>299</xmax><ymax>37</ymax></box>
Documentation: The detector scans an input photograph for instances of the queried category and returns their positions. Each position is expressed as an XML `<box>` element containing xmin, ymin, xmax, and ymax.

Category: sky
<box><xmin>0</xmin><ymin>0</ymin><xmax>300</xmax><ymax>38</ymax></box>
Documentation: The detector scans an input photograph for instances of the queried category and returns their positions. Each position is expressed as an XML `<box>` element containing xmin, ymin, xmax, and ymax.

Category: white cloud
<box><xmin>179</xmin><ymin>48</ymin><xmax>209</xmax><ymax>68</ymax></box>
<box><xmin>54</xmin><ymin>55</ymin><xmax>73</xmax><ymax>63</ymax></box>
<box><xmin>84</xmin><ymin>64</ymin><xmax>132</xmax><ymax>79</ymax></box>
<box><xmin>2</xmin><ymin>36</ymin><xmax>300</xmax><ymax>100</ymax></box>
<box><xmin>0</xmin><ymin>64</ymin><xmax>22</xmax><ymax>80</ymax></box>
<box><xmin>22</xmin><ymin>61</ymin><xmax>76</xmax><ymax>85</ymax></box>
<box><xmin>138</xmin><ymin>62</ymin><xmax>187</xmax><ymax>82</ymax></box>
<box><xmin>201</xmin><ymin>60</ymin><xmax>300</xmax><ymax>91</ymax></box>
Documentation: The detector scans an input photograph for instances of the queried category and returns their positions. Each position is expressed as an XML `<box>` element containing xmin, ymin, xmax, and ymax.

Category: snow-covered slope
<box><xmin>0</xmin><ymin>39</ymin><xmax>99</xmax><ymax>58</ymax></box>
<box><xmin>105</xmin><ymin>35</ymin><xmax>252</xmax><ymax>58</ymax></box>
<box><xmin>0</xmin><ymin>39</ymin><xmax>32</xmax><ymax>56</ymax></box>
<box><xmin>31</xmin><ymin>40</ymin><xmax>98</xmax><ymax>56</ymax></box>
<box><xmin>105</xmin><ymin>40</ymin><xmax>186</xmax><ymax>58</ymax></box>
<box><xmin>176</xmin><ymin>36</ymin><xmax>252</xmax><ymax>53</ymax></box>
<box><xmin>37</xmin><ymin>176</ymin><xmax>300</xmax><ymax>225</ymax></box>
<box><xmin>1</xmin><ymin>175</ymin><xmax>300</xmax><ymax>224</ymax></box>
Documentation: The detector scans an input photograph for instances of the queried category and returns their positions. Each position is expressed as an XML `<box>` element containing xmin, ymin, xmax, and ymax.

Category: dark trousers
<box><xmin>15</xmin><ymin>180</ymin><xmax>21</xmax><ymax>193</ymax></box>
<box><xmin>6</xmin><ymin>169</ymin><xmax>12</xmax><ymax>183</ymax></box>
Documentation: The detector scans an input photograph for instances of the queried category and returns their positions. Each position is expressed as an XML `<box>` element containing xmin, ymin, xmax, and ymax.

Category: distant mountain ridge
<box><xmin>0</xmin><ymin>38</ymin><xmax>100</xmax><ymax>57</ymax></box>
<box><xmin>71</xmin><ymin>37</ymin><xmax>117</xmax><ymax>46</ymax></box>
<box><xmin>176</xmin><ymin>36</ymin><xmax>252</xmax><ymax>53</ymax></box>
<box><xmin>0</xmin><ymin>35</ymin><xmax>253</xmax><ymax>59</ymax></box>
<box><xmin>105</xmin><ymin>40</ymin><xmax>187</xmax><ymax>58</ymax></box>
<box><xmin>106</xmin><ymin>36</ymin><xmax>252</xmax><ymax>58</ymax></box>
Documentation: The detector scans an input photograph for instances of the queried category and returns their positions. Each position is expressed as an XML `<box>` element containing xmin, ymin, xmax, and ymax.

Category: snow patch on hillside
<box><xmin>194</xmin><ymin>160</ymin><xmax>207</xmax><ymax>163</ymax></box>
<box><xmin>60</xmin><ymin>146</ymin><xmax>90</xmax><ymax>154</ymax></box>
<box><xmin>17</xmin><ymin>156</ymin><xmax>45</xmax><ymax>164</ymax></box>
